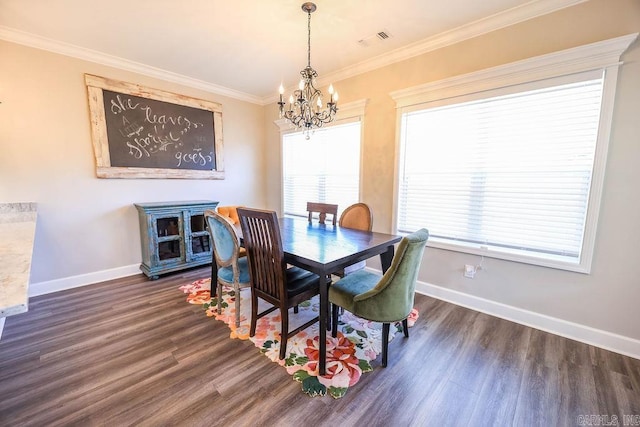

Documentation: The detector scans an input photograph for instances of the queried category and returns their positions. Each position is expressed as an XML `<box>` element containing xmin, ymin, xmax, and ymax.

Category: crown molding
<box><xmin>1</xmin><ymin>0</ymin><xmax>587</xmax><ymax>107</ymax></box>
<box><xmin>318</xmin><ymin>0</ymin><xmax>589</xmax><ymax>88</ymax></box>
<box><xmin>389</xmin><ymin>33</ymin><xmax>638</xmax><ymax>108</ymax></box>
<box><xmin>263</xmin><ymin>0</ymin><xmax>588</xmax><ymax>104</ymax></box>
<box><xmin>0</xmin><ymin>26</ymin><xmax>263</xmax><ymax>105</ymax></box>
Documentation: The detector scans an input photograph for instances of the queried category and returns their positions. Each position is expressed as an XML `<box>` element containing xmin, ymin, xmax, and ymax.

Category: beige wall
<box><xmin>0</xmin><ymin>41</ymin><xmax>266</xmax><ymax>283</ymax></box>
<box><xmin>265</xmin><ymin>0</ymin><xmax>640</xmax><ymax>340</ymax></box>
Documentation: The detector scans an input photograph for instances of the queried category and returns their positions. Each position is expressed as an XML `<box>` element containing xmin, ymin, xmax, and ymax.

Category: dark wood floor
<box><xmin>1</xmin><ymin>267</ymin><xmax>639</xmax><ymax>426</ymax></box>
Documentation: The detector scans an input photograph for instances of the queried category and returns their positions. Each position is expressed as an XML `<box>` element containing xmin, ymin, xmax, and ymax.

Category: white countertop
<box><xmin>0</xmin><ymin>203</ymin><xmax>37</xmax><ymax>317</ymax></box>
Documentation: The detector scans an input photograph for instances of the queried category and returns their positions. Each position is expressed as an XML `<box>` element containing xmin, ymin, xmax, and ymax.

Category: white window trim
<box><xmin>390</xmin><ymin>34</ymin><xmax>638</xmax><ymax>273</ymax></box>
<box><xmin>275</xmin><ymin>99</ymin><xmax>368</xmax><ymax>217</ymax></box>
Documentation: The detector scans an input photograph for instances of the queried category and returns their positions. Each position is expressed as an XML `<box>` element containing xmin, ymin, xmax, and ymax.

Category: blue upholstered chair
<box><xmin>216</xmin><ymin>205</ymin><xmax>247</xmax><ymax>257</ymax></box>
<box><xmin>205</xmin><ymin>210</ymin><xmax>251</xmax><ymax>327</ymax></box>
<box><xmin>329</xmin><ymin>228</ymin><xmax>429</xmax><ymax>367</ymax></box>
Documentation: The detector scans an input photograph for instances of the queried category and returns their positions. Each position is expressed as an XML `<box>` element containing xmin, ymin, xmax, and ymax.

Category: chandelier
<box><xmin>278</xmin><ymin>2</ymin><xmax>338</xmax><ymax>139</ymax></box>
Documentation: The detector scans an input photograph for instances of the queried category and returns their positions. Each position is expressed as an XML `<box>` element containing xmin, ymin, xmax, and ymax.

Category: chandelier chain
<box><xmin>307</xmin><ymin>9</ymin><xmax>311</xmax><ymax>68</ymax></box>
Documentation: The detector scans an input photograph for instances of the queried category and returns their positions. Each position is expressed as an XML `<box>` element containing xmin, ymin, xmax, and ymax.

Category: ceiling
<box><xmin>0</xmin><ymin>0</ymin><xmax>584</xmax><ymax>103</ymax></box>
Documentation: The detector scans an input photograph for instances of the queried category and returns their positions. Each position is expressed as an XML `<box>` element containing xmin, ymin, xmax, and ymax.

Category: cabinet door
<box><xmin>153</xmin><ymin>214</ymin><xmax>184</xmax><ymax>264</ymax></box>
<box><xmin>186</xmin><ymin>210</ymin><xmax>212</xmax><ymax>261</ymax></box>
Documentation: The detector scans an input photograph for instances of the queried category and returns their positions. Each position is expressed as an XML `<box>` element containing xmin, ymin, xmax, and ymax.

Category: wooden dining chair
<box><xmin>307</xmin><ymin>202</ymin><xmax>338</xmax><ymax>226</ymax></box>
<box><xmin>205</xmin><ymin>210</ymin><xmax>251</xmax><ymax>327</ymax></box>
<box><xmin>237</xmin><ymin>207</ymin><xmax>322</xmax><ymax>359</ymax></box>
<box><xmin>330</xmin><ymin>228</ymin><xmax>429</xmax><ymax>367</ymax></box>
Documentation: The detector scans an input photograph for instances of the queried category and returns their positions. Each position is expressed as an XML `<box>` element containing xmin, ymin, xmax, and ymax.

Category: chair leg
<box><xmin>382</xmin><ymin>323</ymin><xmax>390</xmax><ymax>368</ymax></box>
<box><xmin>279</xmin><ymin>308</ymin><xmax>289</xmax><ymax>359</ymax></box>
<box><xmin>234</xmin><ymin>284</ymin><xmax>241</xmax><ymax>327</ymax></box>
<box><xmin>402</xmin><ymin>318</ymin><xmax>409</xmax><ymax>338</ymax></box>
<box><xmin>217</xmin><ymin>282</ymin><xmax>223</xmax><ymax>315</ymax></box>
<box><xmin>249</xmin><ymin>290</ymin><xmax>258</xmax><ymax>337</ymax></box>
<box><xmin>211</xmin><ymin>263</ymin><xmax>217</xmax><ymax>296</ymax></box>
<box><xmin>331</xmin><ymin>304</ymin><xmax>339</xmax><ymax>338</ymax></box>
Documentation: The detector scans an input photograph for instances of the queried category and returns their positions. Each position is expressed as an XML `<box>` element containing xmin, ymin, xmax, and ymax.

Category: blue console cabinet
<box><xmin>135</xmin><ymin>200</ymin><xmax>219</xmax><ymax>279</ymax></box>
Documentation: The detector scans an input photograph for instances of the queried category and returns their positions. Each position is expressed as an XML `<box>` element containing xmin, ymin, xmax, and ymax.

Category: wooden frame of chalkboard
<box><xmin>85</xmin><ymin>74</ymin><xmax>224</xmax><ymax>179</ymax></box>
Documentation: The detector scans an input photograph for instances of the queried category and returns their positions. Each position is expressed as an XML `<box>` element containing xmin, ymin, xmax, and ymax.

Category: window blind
<box><xmin>283</xmin><ymin>122</ymin><xmax>361</xmax><ymax>217</ymax></box>
<box><xmin>398</xmin><ymin>76</ymin><xmax>604</xmax><ymax>263</ymax></box>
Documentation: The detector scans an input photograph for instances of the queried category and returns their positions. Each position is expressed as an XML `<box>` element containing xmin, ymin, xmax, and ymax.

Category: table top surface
<box><xmin>277</xmin><ymin>217</ymin><xmax>402</xmax><ymax>271</ymax></box>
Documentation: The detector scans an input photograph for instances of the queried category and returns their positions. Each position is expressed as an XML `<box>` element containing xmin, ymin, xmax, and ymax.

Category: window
<box><xmin>391</xmin><ymin>35</ymin><xmax>635</xmax><ymax>272</ymax></box>
<box><xmin>282</xmin><ymin>121</ymin><xmax>361</xmax><ymax>218</ymax></box>
<box><xmin>398</xmin><ymin>74</ymin><xmax>602</xmax><ymax>265</ymax></box>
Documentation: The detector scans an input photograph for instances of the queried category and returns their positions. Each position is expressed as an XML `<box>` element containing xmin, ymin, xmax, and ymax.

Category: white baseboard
<box><xmin>29</xmin><ymin>264</ymin><xmax>141</xmax><ymax>297</ymax></box>
<box><xmin>414</xmin><ymin>280</ymin><xmax>640</xmax><ymax>361</ymax></box>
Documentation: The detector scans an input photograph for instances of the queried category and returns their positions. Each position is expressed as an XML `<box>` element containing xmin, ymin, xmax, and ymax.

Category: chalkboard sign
<box><xmin>85</xmin><ymin>75</ymin><xmax>224</xmax><ymax>179</ymax></box>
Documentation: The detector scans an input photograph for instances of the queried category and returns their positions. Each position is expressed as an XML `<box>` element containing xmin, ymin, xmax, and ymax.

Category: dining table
<box><xmin>281</xmin><ymin>217</ymin><xmax>403</xmax><ymax>376</ymax></box>
<box><xmin>224</xmin><ymin>216</ymin><xmax>402</xmax><ymax>376</ymax></box>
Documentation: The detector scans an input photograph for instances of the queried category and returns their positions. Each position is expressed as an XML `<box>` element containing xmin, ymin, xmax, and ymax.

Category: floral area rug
<box><xmin>179</xmin><ymin>278</ymin><xmax>418</xmax><ymax>399</ymax></box>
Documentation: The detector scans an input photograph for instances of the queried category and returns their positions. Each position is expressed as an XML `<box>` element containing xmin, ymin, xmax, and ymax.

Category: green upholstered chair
<box><xmin>237</xmin><ymin>207</ymin><xmax>322</xmax><ymax>360</ymax></box>
<box><xmin>205</xmin><ymin>210</ymin><xmax>251</xmax><ymax>327</ymax></box>
<box><xmin>329</xmin><ymin>228</ymin><xmax>429</xmax><ymax>367</ymax></box>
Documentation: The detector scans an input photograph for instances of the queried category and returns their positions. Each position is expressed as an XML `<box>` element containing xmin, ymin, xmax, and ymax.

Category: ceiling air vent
<box><xmin>357</xmin><ymin>30</ymin><xmax>392</xmax><ymax>48</ymax></box>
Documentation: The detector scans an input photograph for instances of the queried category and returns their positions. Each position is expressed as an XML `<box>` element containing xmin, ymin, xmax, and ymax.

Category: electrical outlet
<box><xmin>464</xmin><ymin>264</ymin><xmax>476</xmax><ymax>278</ymax></box>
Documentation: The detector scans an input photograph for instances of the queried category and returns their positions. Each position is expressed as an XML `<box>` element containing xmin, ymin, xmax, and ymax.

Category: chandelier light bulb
<box><xmin>328</xmin><ymin>84</ymin><xmax>334</xmax><ymax>95</ymax></box>
<box><xmin>278</xmin><ymin>83</ymin><xmax>284</xmax><ymax>106</ymax></box>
